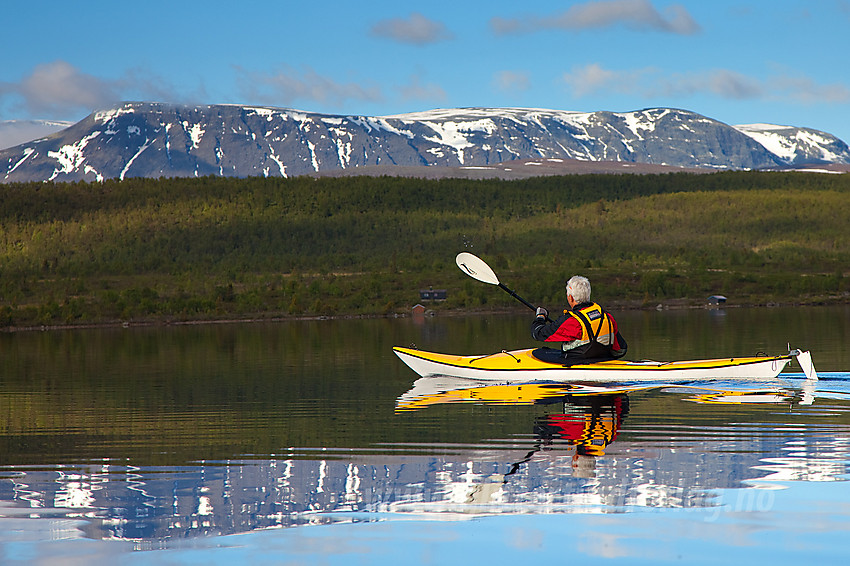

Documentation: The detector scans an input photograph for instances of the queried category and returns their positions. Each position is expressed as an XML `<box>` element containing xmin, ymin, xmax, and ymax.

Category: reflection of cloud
<box><xmin>491</xmin><ymin>0</ymin><xmax>700</xmax><ymax>35</ymax></box>
<box><xmin>509</xmin><ymin>527</ymin><xmax>544</xmax><ymax>549</ymax></box>
<box><xmin>370</xmin><ymin>12</ymin><xmax>453</xmax><ymax>45</ymax></box>
<box><xmin>562</xmin><ymin>63</ymin><xmax>850</xmax><ymax>104</ymax></box>
<box><xmin>235</xmin><ymin>65</ymin><xmax>384</xmax><ymax>108</ymax></box>
<box><xmin>578</xmin><ymin>531</ymin><xmax>633</xmax><ymax>558</ymax></box>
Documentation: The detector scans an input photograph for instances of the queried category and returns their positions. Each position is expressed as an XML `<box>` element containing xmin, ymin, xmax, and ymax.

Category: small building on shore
<box><xmin>419</xmin><ymin>288</ymin><xmax>447</xmax><ymax>301</ymax></box>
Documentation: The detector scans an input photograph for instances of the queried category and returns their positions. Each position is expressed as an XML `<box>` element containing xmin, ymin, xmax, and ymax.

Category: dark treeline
<box><xmin>3</xmin><ymin>170</ymin><xmax>846</xmax><ymax>222</ymax></box>
<box><xmin>1</xmin><ymin>171</ymin><xmax>849</xmax><ymax>327</ymax></box>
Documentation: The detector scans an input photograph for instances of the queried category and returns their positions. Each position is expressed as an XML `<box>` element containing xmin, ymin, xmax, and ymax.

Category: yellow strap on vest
<box><xmin>567</xmin><ymin>303</ymin><xmax>607</xmax><ymax>341</ymax></box>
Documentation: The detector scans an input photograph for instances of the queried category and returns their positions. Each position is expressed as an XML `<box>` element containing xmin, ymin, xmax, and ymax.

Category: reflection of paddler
<box><xmin>502</xmin><ymin>393</ymin><xmax>630</xmax><ymax>481</ymax></box>
<box><xmin>534</xmin><ymin>394</ymin><xmax>629</xmax><ymax>456</ymax></box>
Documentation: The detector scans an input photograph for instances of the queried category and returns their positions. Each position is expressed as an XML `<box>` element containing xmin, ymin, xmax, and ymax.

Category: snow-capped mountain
<box><xmin>733</xmin><ymin>123</ymin><xmax>850</xmax><ymax>166</ymax></box>
<box><xmin>2</xmin><ymin>102</ymin><xmax>848</xmax><ymax>183</ymax></box>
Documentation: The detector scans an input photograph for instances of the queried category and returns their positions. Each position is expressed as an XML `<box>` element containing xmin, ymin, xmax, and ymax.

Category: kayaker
<box><xmin>531</xmin><ymin>275</ymin><xmax>627</xmax><ymax>364</ymax></box>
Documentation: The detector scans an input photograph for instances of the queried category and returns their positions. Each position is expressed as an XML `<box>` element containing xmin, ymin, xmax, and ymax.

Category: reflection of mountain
<box><xmin>5</xmin><ymin>425</ymin><xmax>846</xmax><ymax>544</ymax></box>
<box><xmin>3</xmin><ymin>380</ymin><xmax>847</xmax><ymax>545</ymax></box>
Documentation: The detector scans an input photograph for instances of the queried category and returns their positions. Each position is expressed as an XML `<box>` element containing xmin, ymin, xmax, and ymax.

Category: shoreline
<box><xmin>3</xmin><ymin>297</ymin><xmax>847</xmax><ymax>334</ymax></box>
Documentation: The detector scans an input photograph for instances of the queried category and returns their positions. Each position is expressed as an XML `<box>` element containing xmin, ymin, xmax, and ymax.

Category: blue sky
<box><xmin>2</xmin><ymin>0</ymin><xmax>850</xmax><ymax>142</ymax></box>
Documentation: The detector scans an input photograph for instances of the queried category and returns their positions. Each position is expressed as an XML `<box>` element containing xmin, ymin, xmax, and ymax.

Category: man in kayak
<box><xmin>531</xmin><ymin>275</ymin><xmax>627</xmax><ymax>364</ymax></box>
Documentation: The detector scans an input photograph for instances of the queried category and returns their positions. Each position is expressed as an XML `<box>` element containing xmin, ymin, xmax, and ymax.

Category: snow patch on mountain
<box><xmin>5</xmin><ymin>147</ymin><xmax>36</xmax><ymax>178</ymax></box>
<box><xmin>420</xmin><ymin>121</ymin><xmax>477</xmax><ymax>164</ymax></box>
<box><xmin>48</xmin><ymin>131</ymin><xmax>101</xmax><ymax>179</ymax></box>
<box><xmin>121</xmin><ymin>137</ymin><xmax>153</xmax><ymax>180</ymax></box>
<box><xmin>183</xmin><ymin>122</ymin><xmax>204</xmax><ymax>149</ymax></box>
<box><xmin>736</xmin><ymin>124</ymin><xmax>800</xmax><ymax>161</ymax></box>
<box><xmin>95</xmin><ymin>105</ymin><xmax>137</xmax><ymax>123</ymax></box>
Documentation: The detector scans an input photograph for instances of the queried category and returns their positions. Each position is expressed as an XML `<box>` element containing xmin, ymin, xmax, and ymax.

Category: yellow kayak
<box><xmin>392</xmin><ymin>346</ymin><xmax>810</xmax><ymax>383</ymax></box>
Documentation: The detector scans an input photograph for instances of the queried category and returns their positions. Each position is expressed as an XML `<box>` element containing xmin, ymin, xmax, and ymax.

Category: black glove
<box><xmin>535</xmin><ymin>307</ymin><xmax>548</xmax><ymax>319</ymax></box>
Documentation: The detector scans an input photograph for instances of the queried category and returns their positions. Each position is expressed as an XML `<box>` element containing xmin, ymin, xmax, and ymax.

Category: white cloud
<box><xmin>491</xmin><ymin>0</ymin><xmax>700</xmax><ymax>35</ymax></box>
<box><xmin>398</xmin><ymin>74</ymin><xmax>446</xmax><ymax>102</ymax></box>
<box><xmin>655</xmin><ymin>69</ymin><xmax>763</xmax><ymax>99</ymax></box>
<box><xmin>0</xmin><ymin>60</ymin><xmax>181</xmax><ymax>121</ymax></box>
<box><xmin>490</xmin><ymin>17</ymin><xmax>522</xmax><ymax>35</ymax></box>
<box><xmin>562</xmin><ymin>63</ymin><xmax>850</xmax><ymax>105</ymax></box>
<box><xmin>562</xmin><ymin>63</ymin><xmax>653</xmax><ymax>97</ymax></box>
<box><xmin>0</xmin><ymin>61</ymin><xmax>118</xmax><ymax>118</ymax></box>
<box><xmin>707</xmin><ymin>70</ymin><xmax>764</xmax><ymax>99</ymax></box>
<box><xmin>771</xmin><ymin>75</ymin><xmax>850</xmax><ymax>104</ymax></box>
<box><xmin>494</xmin><ymin>70</ymin><xmax>531</xmax><ymax>93</ymax></box>
<box><xmin>235</xmin><ymin>66</ymin><xmax>384</xmax><ymax>108</ymax></box>
<box><xmin>370</xmin><ymin>12</ymin><xmax>453</xmax><ymax>45</ymax></box>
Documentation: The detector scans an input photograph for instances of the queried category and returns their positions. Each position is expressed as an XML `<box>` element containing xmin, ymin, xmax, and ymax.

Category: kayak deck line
<box><xmin>393</xmin><ymin>346</ymin><xmax>807</xmax><ymax>383</ymax></box>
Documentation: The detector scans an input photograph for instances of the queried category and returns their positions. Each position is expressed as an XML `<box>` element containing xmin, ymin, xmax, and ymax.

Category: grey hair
<box><xmin>566</xmin><ymin>275</ymin><xmax>591</xmax><ymax>303</ymax></box>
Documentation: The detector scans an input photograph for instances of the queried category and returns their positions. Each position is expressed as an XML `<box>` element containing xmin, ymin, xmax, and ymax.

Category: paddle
<box><xmin>455</xmin><ymin>252</ymin><xmax>551</xmax><ymax>321</ymax></box>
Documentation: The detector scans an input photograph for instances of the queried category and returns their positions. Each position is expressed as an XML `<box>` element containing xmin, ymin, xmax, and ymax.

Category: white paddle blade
<box><xmin>456</xmin><ymin>252</ymin><xmax>500</xmax><ymax>285</ymax></box>
<box><xmin>796</xmin><ymin>350</ymin><xmax>818</xmax><ymax>381</ymax></box>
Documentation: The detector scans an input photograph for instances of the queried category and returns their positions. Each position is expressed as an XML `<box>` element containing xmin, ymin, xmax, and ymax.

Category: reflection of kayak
<box><xmin>395</xmin><ymin>376</ymin><xmax>803</xmax><ymax>412</ymax></box>
<box><xmin>395</xmin><ymin>377</ymin><xmax>653</xmax><ymax>411</ymax></box>
<box><xmin>393</xmin><ymin>346</ymin><xmax>809</xmax><ymax>383</ymax></box>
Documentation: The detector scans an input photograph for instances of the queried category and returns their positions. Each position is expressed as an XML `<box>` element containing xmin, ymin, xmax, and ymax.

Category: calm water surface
<box><xmin>1</xmin><ymin>306</ymin><xmax>849</xmax><ymax>564</ymax></box>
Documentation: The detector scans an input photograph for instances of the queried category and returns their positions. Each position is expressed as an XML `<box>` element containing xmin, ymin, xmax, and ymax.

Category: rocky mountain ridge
<box><xmin>2</xmin><ymin>102</ymin><xmax>848</xmax><ymax>183</ymax></box>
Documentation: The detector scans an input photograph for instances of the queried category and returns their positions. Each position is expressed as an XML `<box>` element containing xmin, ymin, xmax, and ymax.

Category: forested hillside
<box><xmin>1</xmin><ymin>171</ymin><xmax>848</xmax><ymax>328</ymax></box>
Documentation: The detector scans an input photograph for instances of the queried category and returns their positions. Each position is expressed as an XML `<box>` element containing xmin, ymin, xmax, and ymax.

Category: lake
<box><xmin>1</xmin><ymin>305</ymin><xmax>848</xmax><ymax>564</ymax></box>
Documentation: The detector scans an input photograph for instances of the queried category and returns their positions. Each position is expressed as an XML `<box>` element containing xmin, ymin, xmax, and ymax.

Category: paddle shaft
<box><xmin>498</xmin><ymin>283</ymin><xmax>535</xmax><ymax>311</ymax></box>
<box><xmin>497</xmin><ymin>283</ymin><xmax>553</xmax><ymax>322</ymax></box>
